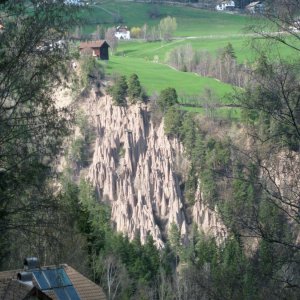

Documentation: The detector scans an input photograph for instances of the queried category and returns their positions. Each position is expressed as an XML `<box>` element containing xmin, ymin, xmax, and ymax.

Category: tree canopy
<box><xmin>0</xmin><ymin>0</ymin><xmax>82</xmax><ymax>266</ymax></box>
<box><xmin>111</xmin><ymin>75</ymin><xmax>128</xmax><ymax>106</ymax></box>
<box><xmin>157</xmin><ymin>87</ymin><xmax>178</xmax><ymax>112</ymax></box>
<box><xmin>127</xmin><ymin>73</ymin><xmax>142</xmax><ymax>104</ymax></box>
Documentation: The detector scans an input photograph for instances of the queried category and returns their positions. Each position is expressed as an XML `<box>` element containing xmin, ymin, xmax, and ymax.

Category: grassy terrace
<box><xmin>89</xmin><ymin>2</ymin><xmax>249</xmax><ymax>105</ymax></box>
<box><xmin>114</xmin><ymin>37</ymin><xmax>252</xmax><ymax>63</ymax></box>
<box><xmin>105</xmin><ymin>55</ymin><xmax>233</xmax><ymax>97</ymax></box>
<box><xmin>83</xmin><ymin>1</ymin><xmax>253</xmax><ymax>36</ymax></box>
<box><xmin>87</xmin><ymin>1</ymin><xmax>298</xmax><ymax>117</ymax></box>
<box><xmin>103</xmin><ymin>53</ymin><xmax>239</xmax><ymax>119</ymax></box>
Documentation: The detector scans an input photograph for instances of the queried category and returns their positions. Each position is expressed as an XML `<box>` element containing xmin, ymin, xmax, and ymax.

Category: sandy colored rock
<box><xmin>87</xmin><ymin>95</ymin><xmax>226</xmax><ymax>247</ymax></box>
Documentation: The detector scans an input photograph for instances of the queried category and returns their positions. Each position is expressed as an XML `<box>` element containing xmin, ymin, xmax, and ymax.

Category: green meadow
<box><xmin>104</xmin><ymin>55</ymin><xmax>233</xmax><ymax>98</ymax></box>
<box><xmin>87</xmin><ymin>1</ymin><xmax>298</xmax><ymax>117</ymax></box>
<box><xmin>83</xmin><ymin>1</ymin><xmax>254</xmax><ymax>37</ymax></box>
<box><xmin>91</xmin><ymin>3</ymin><xmax>249</xmax><ymax>105</ymax></box>
<box><xmin>115</xmin><ymin>37</ymin><xmax>252</xmax><ymax>63</ymax></box>
<box><xmin>181</xmin><ymin>106</ymin><xmax>241</xmax><ymax>120</ymax></box>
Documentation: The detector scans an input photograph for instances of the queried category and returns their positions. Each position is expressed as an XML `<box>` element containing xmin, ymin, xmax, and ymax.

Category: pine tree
<box><xmin>185</xmin><ymin>164</ymin><xmax>198</xmax><ymax>205</ymax></box>
<box><xmin>180</xmin><ymin>113</ymin><xmax>196</xmax><ymax>158</ymax></box>
<box><xmin>222</xmin><ymin>43</ymin><xmax>237</xmax><ymax>60</ymax></box>
<box><xmin>127</xmin><ymin>73</ymin><xmax>142</xmax><ymax>104</ymax></box>
<box><xmin>112</xmin><ymin>75</ymin><xmax>128</xmax><ymax>106</ymax></box>
<box><xmin>164</xmin><ymin>106</ymin><xmax>182</xmax><ymax>137</ymax></box>
<box><xmin>157</xmin><ymin>87</ymin><xmax>178</xmax><ymax>112</ymax></box>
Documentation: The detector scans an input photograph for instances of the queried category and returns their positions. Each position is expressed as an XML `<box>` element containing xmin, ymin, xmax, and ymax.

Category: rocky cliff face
<box><xmin>86</xmin><ymin>93</ymin><xmax>226</xmax><ymax>247</ymax></box>
<box><xmin>262</xmin><ymin>151</ymin><xmax>300</xmax><ymax>244</ymax></box>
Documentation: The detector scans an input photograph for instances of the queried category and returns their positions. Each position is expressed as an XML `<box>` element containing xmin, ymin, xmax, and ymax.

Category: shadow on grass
<box><xmin>115</xmin><ymin>49</ymin><xmax>137</xmax><ymax>56</ymax></box>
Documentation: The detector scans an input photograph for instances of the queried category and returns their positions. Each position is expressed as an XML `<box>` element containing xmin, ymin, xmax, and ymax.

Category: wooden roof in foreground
<box><xmin>0</xmin><ymin>269</ymin><xmax>20</xmax><ymax>299</ymax></box>
<box><xmin>64</xmin><ymin>265</ymin><xmax>106</xmax><ymax>300</ymax></box>
<box><xmin>79</xmin><ymin>40</ymin><xmax>109</xmax><ymax>49</ymax></box>
<box><xmin>0</xmin><ymin>264</ymin><xmax>107</xmax><ymax>300</ymax></box>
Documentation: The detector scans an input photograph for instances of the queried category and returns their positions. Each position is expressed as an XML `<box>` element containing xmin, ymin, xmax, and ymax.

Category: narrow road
<box><xmin>91</xmin><ymin>3</ymin><xmax>116</xmax><ymax>16</ymax></box>
<box><xmin>174</xmin><ymin>31</ymin><xmax>287</xmax><ymax>40</ymax></box>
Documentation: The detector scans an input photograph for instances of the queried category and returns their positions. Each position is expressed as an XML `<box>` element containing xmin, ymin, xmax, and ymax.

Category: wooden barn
<box><xmin>79</xmin><ymin>40</ymin><xmax>110</xmax><ymax>60</ymax></box>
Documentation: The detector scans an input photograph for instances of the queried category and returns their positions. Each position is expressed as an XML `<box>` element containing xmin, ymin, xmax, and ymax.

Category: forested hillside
<box><xmin>0</xmin><ymin>1</ymin><xmax>299</xmax><ymax>300</ymax></box>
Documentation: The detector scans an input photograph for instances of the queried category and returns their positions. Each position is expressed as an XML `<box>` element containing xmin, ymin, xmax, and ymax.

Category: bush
<box><xmin>130</xmin><ymin>27</ymin><xmax>142</xmax><ymax>38</ymax></box>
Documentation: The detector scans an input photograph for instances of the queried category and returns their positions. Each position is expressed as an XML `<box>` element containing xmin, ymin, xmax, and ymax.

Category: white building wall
<box><xmin>216</xmin><ymin>1</ymin><xmax>235</xmax><ymax>11</ymax></box>
<box><xmin>115</xmin><ymin>31</ymin><xmax>131</xmax><ymax>40</ymax></box>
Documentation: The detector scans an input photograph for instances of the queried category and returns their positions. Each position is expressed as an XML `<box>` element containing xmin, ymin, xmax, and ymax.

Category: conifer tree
<box><xmin>222</xmin><ymin>42</ymin><xmax>237</xmax><ymax>60</ymax></box>
<box><xmin>158</xmin><ymin>87</ymin><xmax>178</xmax><ymax>113</ymax></box>
<box><xmin>164</xmin><ymin>106</ymin><xmax>182</xmax><ymax>137</ymax></box>
<box><xmin>112</xmin><ymin>76</ymin><xmax>128</xmax><ymax>106</ymax></box>
<box><xmin>127</xmin><ymin>73</ymin><xmax>142</xmax><ymax>104</ymax></box>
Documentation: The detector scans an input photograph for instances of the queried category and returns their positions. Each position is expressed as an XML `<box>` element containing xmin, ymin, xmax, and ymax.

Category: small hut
<box><xmin>79</xmin><ymin>40</ymin><xmax>110</xmax><ymax>60</ymax></box>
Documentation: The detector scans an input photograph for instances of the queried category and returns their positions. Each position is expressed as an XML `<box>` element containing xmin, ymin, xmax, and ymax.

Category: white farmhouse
<box><xmin>114</xmin><ymin>26</ymin><xmax>130</xmax><ymax>40</ymax></box>
<box><xmin>216</xmin><ymin>1</ymin><xmax>235</xmax><ymax>11</ymax></box>
<box><xmin>64</xmin><ymin>0</ymin><xmax>84</xmax><ymax>5</ymax></box>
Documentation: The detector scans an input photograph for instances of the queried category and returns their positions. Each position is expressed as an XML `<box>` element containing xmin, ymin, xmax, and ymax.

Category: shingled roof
<box><xmin>79</xmin><ymin>40</ymin><xmax>109</xmax><ymax>49</ymax></box>
<box><xmin>3</xmin><ymin>280</ymin><xmax>40</xmax><ymax>300</ymax></box>
<box><xmin>0</xmin><ymin>263</ymin><xmax>106</xmax><ymax>300</ymax></box>
<box><xmin>64</xmin><ymin>265</ymin><xmax>106</xmax><ymax>300</ymax></box>
<box><xmin>0</xmin><ymin>270</ymin><xmax>21</xmax><ymax>299</ymax></box>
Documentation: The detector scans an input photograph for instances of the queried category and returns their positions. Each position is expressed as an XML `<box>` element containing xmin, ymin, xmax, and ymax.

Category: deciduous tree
<box><xmin>159</xmin><ymin>16</ymin><xmax>177</xmax><ymax>41</ymax></box>
<box><xmin>0</xmin><ymin>0</ymin><xmax>82</xmax><ymax>266</ymax></box>
<box><xmin>105</xmin><ymin>27</ymin><xmax>118</xmax><ymax>53</ymax></box>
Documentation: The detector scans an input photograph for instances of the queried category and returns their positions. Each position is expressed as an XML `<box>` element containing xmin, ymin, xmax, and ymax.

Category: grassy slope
<box><xmin>114</xmin><ymin>37</ymin><xmax>297</xmax><ymax>71</ymax></box>
<box><xmin>87</xmin><ymin>1</ymin><xmax>297</xmax><ymax>117</ymax></box>
<box><xmin>105</xmin><ymin>55</ymin><xmax>233</xmax><ymax>97</ymax></box>
<box><xmin>90</xmin><ymin>2</ymin><xmax>247</xmax><ymax>103</ymax></box>
<box><xmin>83</xmin><ymin>1</ymin><xmax>253</xmax><ymax>36</ymax></box>
<box><xmin>182</xmin><ymin>106</ymin><xmax>241</xmax><ymax>120</ymax></box>
<box><xmin>115</xmin><ymin>37</ymin><xmax>251</xmax><ymax>63</ymax></box>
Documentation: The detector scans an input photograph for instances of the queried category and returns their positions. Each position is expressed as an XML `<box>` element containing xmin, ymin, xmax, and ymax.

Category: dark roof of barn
<box><xmin>79</xmin><ymin>40</ymin><xmax>109</xmax><ymax>49</ymax></box>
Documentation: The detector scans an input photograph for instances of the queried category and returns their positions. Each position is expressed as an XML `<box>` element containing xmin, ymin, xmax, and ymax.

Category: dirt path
<box><xmin>152</xmin><ymin>38</ymin><xmax>186</xmax><ymax>51</ymax></box>
<box><xmin>175</xmin><ymin>31</ymin><xmax>285</xmax><ymax>40</ymax></box>
<box><xmin>92</xmin><ymin>3</ymin><xmax>116</xmax><ymax>16</ymax></box>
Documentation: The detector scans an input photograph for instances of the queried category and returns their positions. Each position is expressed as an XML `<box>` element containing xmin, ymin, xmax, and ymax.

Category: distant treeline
<box><xmin>168</xmin><ymin>43</ymin><xmax>251</xmax><ymax>88</ymax></box>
